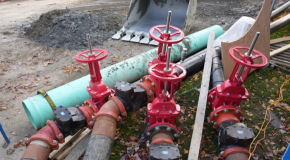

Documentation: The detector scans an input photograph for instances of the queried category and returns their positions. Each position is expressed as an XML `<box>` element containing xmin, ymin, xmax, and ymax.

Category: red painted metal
<box><xmin>75</xmin><ymin>49</ymin><xmax>114</xmax><ymax>109</ymax></box>
<box><xmin>148</xmin><ymin>25</ymin><xmax>184</xmax><ymax>67</ymax></box>
<box><xmin>146</xmin><ymin>63</ymin><xmax>186</xmax><ymax>126</ymax></box>
<box><xmin>25</xmin><ymin>121</ymin><xmax>62</xmax><ymax>151</ymax></box>
<box><xmin>208</xmin><ymin>46</ymin><xmax>268</xmax><ymax>128</ymax></box>
<box><xmin>218</xmin><ymin>147</ymin><xmax>249</xmax><ymax>160</ymax></box>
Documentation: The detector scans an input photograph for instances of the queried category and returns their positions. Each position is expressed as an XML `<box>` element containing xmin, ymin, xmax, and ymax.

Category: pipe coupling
<box><xmin>218</xmin><ymin>147</ymin><xmax>249</xmax><ymax>160</ymax></box>
<box><xmin>25</xmin><ymin>121</ymin><xmax>63</xmax><ymax>151</ymax></box>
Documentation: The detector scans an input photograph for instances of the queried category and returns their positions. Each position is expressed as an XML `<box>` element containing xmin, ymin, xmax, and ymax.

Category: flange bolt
<box><xmin>149</xmin><ymin>90</ymin><xmax>153</xmax><ymax>94</ymax></box>
<box><xmin>25</xmin><ymin>138</ymin><xmax>29</xmax><ymax>142</ymax></box>
<box><xmin>207</xmin><ymin>102</ymin><xmax>212</xmax><ymax>106</ymax></box>
<box><xmin>145</xmin><ymin>77</ymin><xmax>148</xmax><ymax>81</ymax></box>
<box><xmin>166</xmin><ymin>127</ymin><xmax>171</xmax><ymax>131</ymax></box>
<box><xmin>151</xmin><ymin>82</ymin><xmax>155</xmax><ymax>87</ymax></box>
<box><xmin>221</xmin><ymin>151</ymin><xmax>224</xmax><ymax>156</ymax></box>
<box><xmin>235</xmin><ymin>110</ymin><xmax>239</xmax><ymax>114</ymax></box>
<box><xmin>89</xmin><ymin>121</ymin><xmax>93</xmax><ymax>125</ymax></box>
<box><xmin>239</xmin><ymin>116</ymin><xmax>243</xmax><ymax>120</ymax></box>
<box><xmin>53</xmin><ymin>140</ymin><xmax>57</xmax><ymax>144</ymax></box>
<box><xmin>58</xmin><ymin>134</ymin><xmax>63</xmax><ymax>138</ymax></box>
<box><xmin>214</xmin><ymin>113</ymin><xmax>218</xmax><ymax>117</ymax></box>
<box><xmin>174</xmin><ymin>133</ymin><xmax>178</xmax><ymax>138</ymax></box>
<box><xmin>224</xmin><ymin>109</ymin><xmax>228</xmax><ymax>113</ymax></box>
<box><xmin>155</xmin><ymin>126</ymin><xmax>160</xmax><ymax>131</ymax></box>
<box><xmin>147</xmin><ymin>132</ymin><xmax>151</xmax><ymax>136</ymax></box>
<box><xmin>210</xmin><ymin>95</ymin><xmax>214</xmax><ymax>99</ymax></box>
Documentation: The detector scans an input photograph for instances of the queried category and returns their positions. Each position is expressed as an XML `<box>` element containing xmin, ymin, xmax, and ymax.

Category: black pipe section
<box><xmin>271</xmin><ymin>13</ymin><xmax>290</xmax><ymax>34</ymax></box>
<box><xmin>210</xmin><ymin>47</ymin><xmax>226</xmax><ymax>89</ymax></box>
<box><xmin>174</xmin><ymin>46</ymin><xmax>224</xmax><ymax>86</ymax></box>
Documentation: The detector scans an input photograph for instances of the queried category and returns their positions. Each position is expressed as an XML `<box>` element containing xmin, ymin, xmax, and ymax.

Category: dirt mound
<box><xmin>24</xmin><ymin>9</ymin><xmax>124</xmax><ymax>50</ymax></box>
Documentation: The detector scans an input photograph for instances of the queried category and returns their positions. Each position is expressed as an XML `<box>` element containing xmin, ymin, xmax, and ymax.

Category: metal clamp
<box><xmin>37</xmin><ymin>90</ymin><xmax>56</xmax><ymax>109</ymax></box>
<box><xmin>46</xmin><ymin>121</ymin><xmax>65</xmax><ymax>143</ymax></box>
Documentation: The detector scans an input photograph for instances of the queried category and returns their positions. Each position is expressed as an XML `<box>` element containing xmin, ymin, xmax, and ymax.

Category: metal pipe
<box><xmin>271</xmin><ymin>1</ymin><xmax>290</xmax><ymax>20</ymax></box>
<box><xmin>270</xmin><ymin>0</ymin><xmax>276</xmax><ymax>14</ymax></box>
<box><xmin>271</xmin><ymin>13</ymin><xmax>290</xmax><ymax>34</ymax></box>
<box><xmin>83</xmin><ymin>100</ymin><xmax>120</xmax><ymax>160</ymax></box>
<box><xmin>210</xmin><ymin>47</ymin><xmax>225</xmax><ymax>89</ymax></box>
<box><xmin>21</xmin><ymin>140</ymin><xmax>51</xmax><ymax>160</ymax></box>
<box><xmin>22</xmin><ymin>25</ymin><xmax>224</xmax><ymax>130</ymax></box>
<box><xmin>0</xmin><ymin>124</ymin><xmax>10</xmax><ymax>144</ymax></box>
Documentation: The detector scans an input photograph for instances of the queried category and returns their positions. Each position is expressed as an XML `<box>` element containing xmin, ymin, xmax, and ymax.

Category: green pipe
<box><xmin>23</xmin><ymin>25</ymin><xmax>224</xmax><ymax>130</ymax></box>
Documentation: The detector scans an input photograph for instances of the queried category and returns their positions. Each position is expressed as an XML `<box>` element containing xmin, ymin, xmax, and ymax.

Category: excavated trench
<box><xmin>24</xmin><ymin>9</ymin><xmax>126</xmax><ymax>50</ymax></box>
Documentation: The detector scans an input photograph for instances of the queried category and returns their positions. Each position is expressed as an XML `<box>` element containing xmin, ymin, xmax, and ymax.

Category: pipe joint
<box><xmin>25</xmin><ymin>121</ymin><xmax>63</xmax><ymax>151</ymax></box>
<box><xmin>137</xmin><ymin>75</ymin><xmax>157</xmax><ymax>103</ymax></box>
<box><xmin>218</xmin><ymin>147</ymin><xmax>249</xmax><ymax>160</ymax></box>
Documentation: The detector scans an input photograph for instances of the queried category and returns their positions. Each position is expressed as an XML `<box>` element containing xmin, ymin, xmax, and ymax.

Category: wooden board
<box><xmin>188</xmin><ymin>31</ymin><xmax>215</xmax><ymax>160</ymax></box>
<box><xmin>270</xmin><ymin>36</ymin><xmax>290</xmax><ymax>44</ymax></box>
<box><xmin>49</xmin><ymin>128</ymin><xmax>91</xmax><ymax>160</ymax></box>
<box><xmin>221</xmin><ymin>0</ymin><xmax>270</xmax><ymax>79</ymax></box>
<box><xmin>270</xmin><ymin>44</ymin><xmax>290</xmax><ymax>57</ymax></box>
<box><xmin>54</xmin><ymin>129</ymin><xmax>91</xmax><ymax>160</ymax></box>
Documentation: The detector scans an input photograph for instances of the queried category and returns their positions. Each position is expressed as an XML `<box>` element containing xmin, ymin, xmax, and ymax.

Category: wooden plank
<box><xmin>188</xmin><ymin>31</ymin><xmax>215</xmax><ymax>160</ymax></box>
<box><xmin>270</xmin><ymin>36</ymin><xmax>290</xmax><ymax>44</ymax></box>
<box><xmin>270</xmin><ymin>44</ymin><xmax>290</xmax><ymax>57</ymax></box>
<box><xmin>55</xmin><ymin>129</ymin><xmax>91</xmax><ymax>160</ymax></box>
<box><xmin>49</xmin><ymin>128</ymin><xmax>85</xmax><ymax>159</ymax></box>
<box><xmin>183</xmin><ymin>0</ymin><xmax>197</xmax><ymax>35</ymax></box>
<box><xmin>221</xmin><ymin>0</ymin><xmax>270</xmax><ymax>79</ymax></box>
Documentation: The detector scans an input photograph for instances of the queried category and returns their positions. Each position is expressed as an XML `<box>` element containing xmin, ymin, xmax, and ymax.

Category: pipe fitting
<box><xmin>24</xmin><ymin>121</ymin><xmax>63</xmax><ymax>151</ymax></box>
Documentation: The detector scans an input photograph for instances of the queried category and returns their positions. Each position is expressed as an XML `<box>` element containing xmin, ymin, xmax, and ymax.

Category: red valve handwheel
<box><xmin>149</xmin><ymin>63</ymin><xmax>186</xmax><ymax>82</ymax></box>
<box><xmin>149</xmin><ymin>25</ymin><xmax>184</xmax><ymax>44</ymax></box>
<box><xmin>75</xmin><ymin>49</ymin><xmax>108</xmax><ymax>63</ymax></box>
<box><xmin>229</xmin><ymin>46</ymin><xmax>268</xmax><ymax>69</ymax></box>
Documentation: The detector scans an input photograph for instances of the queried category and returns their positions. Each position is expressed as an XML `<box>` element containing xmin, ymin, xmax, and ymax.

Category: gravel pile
<box><xmin>24</xmin><ymin>9</ymin><xmax>123</xmax><ymax>50</ymax></box>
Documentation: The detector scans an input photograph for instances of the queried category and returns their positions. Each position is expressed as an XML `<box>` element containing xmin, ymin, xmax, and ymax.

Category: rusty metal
<box><xmin>110</xmin><ymin>96</ymin><xmax>127</xmax><ymax>118</ymax></box>
<box><xmin>21</xmin><ymin>141</ymin><xmax>51</xmax><ymax>160</ymax></box>
<box><xmin>151</xmin><ymin>132</ymin><xmax>174</xmax><ymax>144</ymax></box>
<box><xmin>219</xmin><ymin>147</ymin><xmax>249</xmax><ymax>160</ymax></box>
<box><xmin>91</xmin><ymin>116</ymin><xmax>117</xmax><ymax>140</ymax></box>
<box><xmin>95</xmin><ymin>99</ymin><xmax>122</xmax><ymax>125</ymax></box>
<box><xmin>225</xmin><ymin>153</ymin><xmax>249</xmax><ymax>160</ymax></box>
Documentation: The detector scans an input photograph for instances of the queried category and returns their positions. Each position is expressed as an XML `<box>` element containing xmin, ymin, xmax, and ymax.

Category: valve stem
<box><xmin>237</xmin><ymin>32</ymin><xmax>260</xmax><ymax>78</ymax></box>
<box><xmin>164</xmin><ymin>47</ymin><xmax>172</xmax><ymax>96</ymax></box>
<box><xmin>87</xmin><ymin>34</ymin><xmax>93</xmax><ymax>56</ymax></box>
<box><xmin>87</xmin><ymin>34</ymin><xmax>96</xmax><ymax>76</ymax></box>
<box><xmin>161</xmin><ymin>11</ymin><xmax>172</xmax><ymax>56</ymax></box>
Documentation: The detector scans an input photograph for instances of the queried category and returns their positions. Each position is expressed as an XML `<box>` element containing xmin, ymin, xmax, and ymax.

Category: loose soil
<box><xmin>24</xmin><ymin>9</ymin><xmax>125</xmax><ymax>50</ymax></box>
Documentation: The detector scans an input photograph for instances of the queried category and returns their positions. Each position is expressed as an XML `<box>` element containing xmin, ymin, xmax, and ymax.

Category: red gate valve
<box><xmin>207</xmin><ymin>32</ymin><xmax>268</xmax><ymax>128</ymax></box>
<box><xmin>75</xmin><ymin>45</ymin><xmax>114</xmax><ymax>109</ymax></box>
<box><xmin>148</xmin><ymin>25</ymin><xmax>184</xmax><ymax>67</ymax></box>
<box><xmin>146</xmin><ymin>58</ymin><xmax>186</xmax><ymax>126</ymax></box>
<box><xmin>148</xmin><ymin>12</ymin><xmax>184</xmax><ymax>67</ymax></box>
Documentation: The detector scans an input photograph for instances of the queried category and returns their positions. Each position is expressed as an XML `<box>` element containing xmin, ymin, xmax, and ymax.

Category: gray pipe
<box><xmin>271</xmin><ymin>1</ymin><xmax>290</xmax><ymax>20</ymax></box>
<box><xmin>271</xmin><ymin>13</ymin><xmax>290</xmax><ymax>34</ymax></box>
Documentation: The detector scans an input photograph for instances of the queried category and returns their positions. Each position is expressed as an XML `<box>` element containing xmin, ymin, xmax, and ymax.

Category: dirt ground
<box><xmin>0</xmin><ymin>0</ymin><xmax>288</xmax><ymax>159</ymax></box>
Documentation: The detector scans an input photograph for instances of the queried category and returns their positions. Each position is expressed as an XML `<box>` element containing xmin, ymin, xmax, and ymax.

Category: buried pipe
<box><xmin>23</xmin><ymin>25</ymin><xmax>224</xmax><ymax>130</ymax></box>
